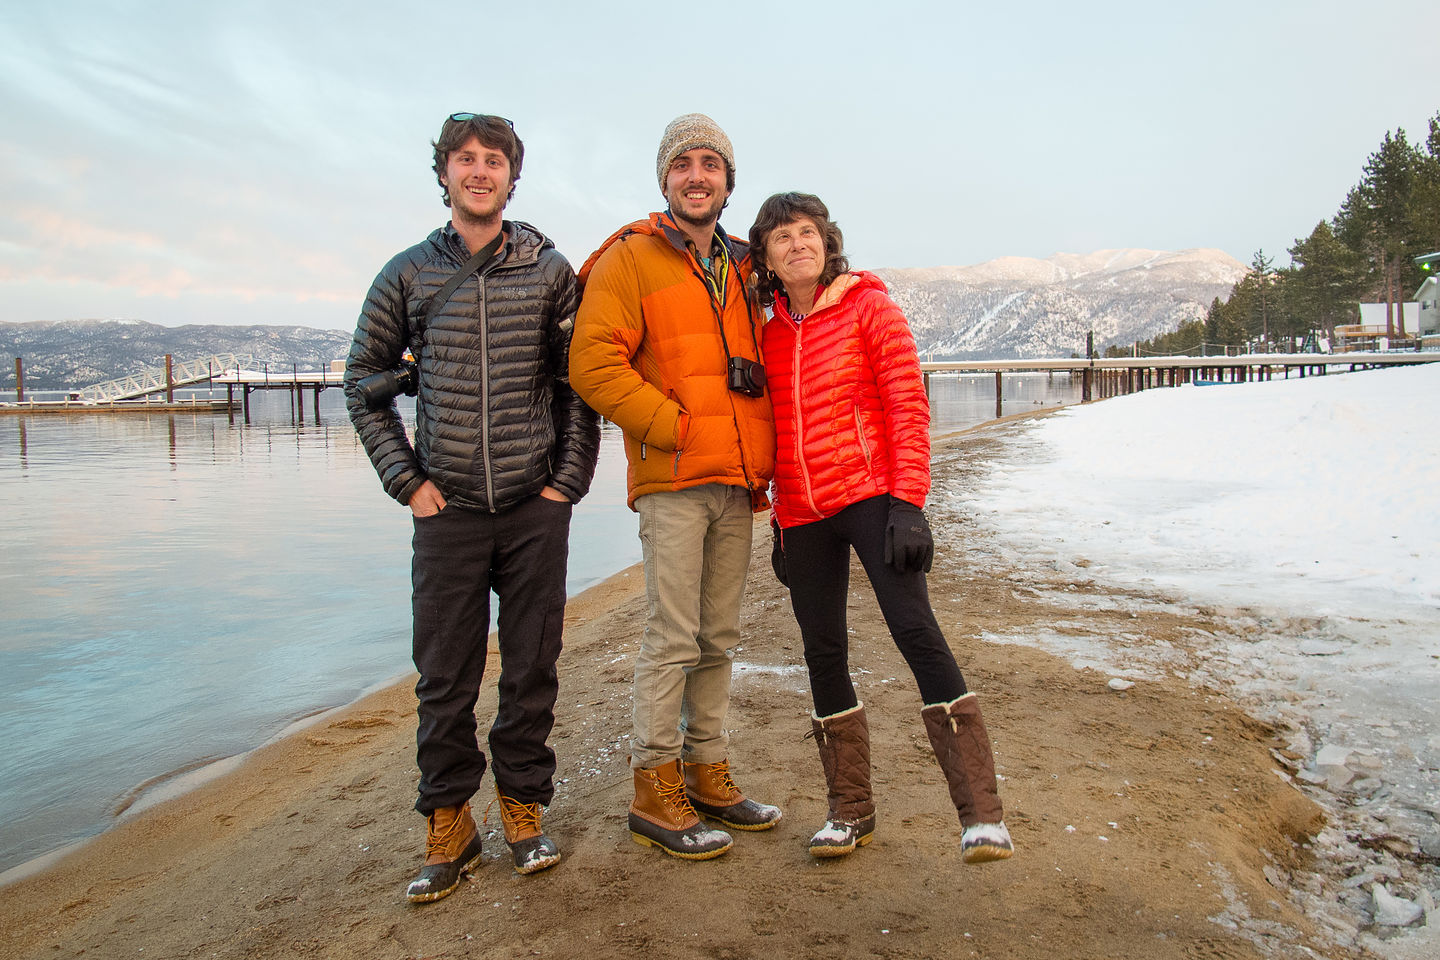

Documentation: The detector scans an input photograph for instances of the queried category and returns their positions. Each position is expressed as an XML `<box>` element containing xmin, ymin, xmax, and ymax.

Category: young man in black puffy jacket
<box><xmin>344</xmin><ymin>113</ymin><xmax>599</xmax><ymax>904</ymax></box>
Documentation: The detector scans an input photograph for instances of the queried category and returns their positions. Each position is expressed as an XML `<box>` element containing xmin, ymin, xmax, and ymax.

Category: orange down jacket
<box><xmin>571</xmin><ymin>212</ymin><xmax>775</xmax><ymax>509</ymax></box>
<box><xmin>763</xmin><ymin>271</ymin><xmax>931</xmax><ymax>529</ymax></box>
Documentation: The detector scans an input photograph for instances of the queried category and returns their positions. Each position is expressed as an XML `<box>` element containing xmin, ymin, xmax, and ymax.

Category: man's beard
<box><xmin>669</xmin><ymin>194</ymin><xmax>725</xmax><ymax>229</ymax></box>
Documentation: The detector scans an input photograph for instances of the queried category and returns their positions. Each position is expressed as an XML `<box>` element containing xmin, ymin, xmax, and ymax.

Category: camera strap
<box><xmin>424</xmin><ymin>232</ymin><xmax>505</xmax><ymax>326</ymax></box>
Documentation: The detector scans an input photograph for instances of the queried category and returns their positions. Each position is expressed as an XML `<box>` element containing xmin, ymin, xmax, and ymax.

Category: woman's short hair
<box><xmin>431</xmin><ymin>114</ymin><xmax>525</xmax><ymax>207</ymax></box>
<box><xmin>748</xmin><ymin>192</ymin><xmax>850</xmax><ymax>308</ymax></box>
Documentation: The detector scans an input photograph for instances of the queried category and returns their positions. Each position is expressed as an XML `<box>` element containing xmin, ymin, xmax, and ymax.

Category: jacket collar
<box><xmin>774</xmin><ymin>271</ymin><xmax>885</xmax><ymax>321</ymax></box>
<box><xmin>439</xmin><ymin>219</ymin><xmax>550</xmax><ymax>268</ymax></box>
<box><xmin>652</xmin><ymin>210</ymin><xmax>749</xmax><ymax>264</ymax></box>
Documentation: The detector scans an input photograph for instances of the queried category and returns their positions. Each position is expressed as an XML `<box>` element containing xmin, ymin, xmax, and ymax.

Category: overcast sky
<box><xmin>2</xmin><ymin>1</ymin><xmax>1436</xmax><ymax>331</ymax></box>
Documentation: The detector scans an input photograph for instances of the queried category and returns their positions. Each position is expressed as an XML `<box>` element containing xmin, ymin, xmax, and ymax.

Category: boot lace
<box><xmin>655</xmin><ymin>770</ymin><xmax>699</xmax><ymax>817</ymax></box>
<box><xmin>496</xmin><ymin>794</ymin><xmax>543</xmax><ymax>833</ymax></box>
<box><xmin>704</xmin><ymin>759</ymin><xmax>739</xmax><ymax>797</ymax></box>
<box><xmin>425</xmin><ymin>805</ymin><xmax>472</xmax><ymax>860</ymax></box>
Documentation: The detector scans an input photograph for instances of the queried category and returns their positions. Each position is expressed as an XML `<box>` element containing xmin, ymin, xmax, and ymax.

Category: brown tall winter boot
<box><xmin>683</xmin><ymin>758</ymin><xmax>783</xmax><ymax>830</ymax></box>
<box><xmin>406</xmin><ymin>801</ymin><xmax>485</xmax><ymax>903</ymax></box>
<box><xmin>495</xmin><ymin>788</ymin><xmax>561</xmax><ymax>875</ymax></box>
<box><xmin>629</xmin><ymin>759</ymin><xmax>733</xmax><ymax>860</ymax></box>
<box><xmin>807</xmin><ymin>702</ymin><xmax>876</xmax><ymax>858</ymax></box>
<box><xmin>921</xmin><ymin>693</ymin><xmax>1014</xmax><ymax>864</ymax></box>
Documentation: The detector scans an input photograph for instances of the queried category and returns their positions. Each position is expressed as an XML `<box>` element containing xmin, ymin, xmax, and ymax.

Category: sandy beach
<box><xmin>0</xmin><ymin>420</ymin><xmax>1363</xmax><ymax>960</ymax></box>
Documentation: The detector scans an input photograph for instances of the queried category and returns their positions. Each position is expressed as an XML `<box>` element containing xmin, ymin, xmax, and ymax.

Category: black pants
<box><xmin>782</xmin><ymin>495</ymin><xmax>966</xmax><ymax>717</ymax></box>
<box><xmin>411</xmin><ymin>494</ymin><xmax>572</xmax><ymax>814</ymax></box>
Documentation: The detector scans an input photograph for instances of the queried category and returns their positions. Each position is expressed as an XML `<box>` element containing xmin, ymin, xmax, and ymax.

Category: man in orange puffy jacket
<box><xmin>570</xmin><ymin>114</ymin><xmax>779</xmax><ymax>860</ymax></box>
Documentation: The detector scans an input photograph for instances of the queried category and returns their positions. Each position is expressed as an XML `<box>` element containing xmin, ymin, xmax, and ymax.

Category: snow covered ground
<box><xmin>935</xmin><ymin>360</ymin><xmax>1440</xmax><ymax>955</ymax></box>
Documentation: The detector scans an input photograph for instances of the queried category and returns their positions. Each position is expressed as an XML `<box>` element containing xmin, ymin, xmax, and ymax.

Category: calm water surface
<box><xmin>0</xmin><ymin>372</ymin><xmax>1079</xmax><ymax>872</ymax></box>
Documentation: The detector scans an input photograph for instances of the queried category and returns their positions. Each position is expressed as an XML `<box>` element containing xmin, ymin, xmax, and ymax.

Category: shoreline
<box><xmin>0</xmin><ymin>562</ymin><xmax>649</xmax><ymax>890</ymax></box>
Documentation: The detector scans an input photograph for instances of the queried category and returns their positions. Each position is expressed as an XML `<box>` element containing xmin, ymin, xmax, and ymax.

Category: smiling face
<box><xmin>663</xmin><ymin>147</ymin><xmax>730</xmax><ymax>230</ymax></box>
<box><xmin>765</xmin><ymin>216</ymin><xmax>826</xmax><ymax>299</ymax></box>
<box><xmin>441</xmin><ymin>135</ymin><xmax>512</xmax><ymax>226</ymax></box>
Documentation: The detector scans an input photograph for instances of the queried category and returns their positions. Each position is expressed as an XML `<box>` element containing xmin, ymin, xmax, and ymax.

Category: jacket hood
<box><xmin>437</xmin><ymin>219</ymin><xmax>552</xmax><ymax>268</ymax></box>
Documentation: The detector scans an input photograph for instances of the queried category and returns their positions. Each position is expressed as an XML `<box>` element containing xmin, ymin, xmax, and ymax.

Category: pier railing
<box><xmin>78</xmin><ymin>355</ymin><xmax>253</xmax><ymax>402</ymax></box>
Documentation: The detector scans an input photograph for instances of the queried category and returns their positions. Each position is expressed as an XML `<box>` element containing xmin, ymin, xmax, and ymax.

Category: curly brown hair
<box><xmin>748</xmin><ymin>192</ymin><xmax>850</xmax><ymax>308</ymax></box>
<box><xmin>431</xmin><ymin>114</ymin><xmax>524</xmax><ymax>207</ymax></box>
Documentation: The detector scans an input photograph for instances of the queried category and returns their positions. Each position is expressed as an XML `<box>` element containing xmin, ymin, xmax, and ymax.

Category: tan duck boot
<box><xmin>629</xmin><ymin>759</ymin><xmax>733</xmax><ymax>860</ymax></box>
<box><xmin>495</xmin><ymin>789</ymin><xmax>562</xmax><ymax>875</ymax></box>
<box><xmin>406</xmin><ymin>801</ymin><xmax>484</xmax><ymax>903</ymax></box>
<box><xmin>682</xmin><ymin>758</ymin><xmax>782</xmax><ymax>830</ymax></box>
<box><xmin>921</xmin><ymin>693</ymin><xmax>1014</xmax><ymax>864</ymax></box>
<box><xmin>808</xmin><ymin>702</ymin><xmax>876</xmax><ymax>857</ymax></box>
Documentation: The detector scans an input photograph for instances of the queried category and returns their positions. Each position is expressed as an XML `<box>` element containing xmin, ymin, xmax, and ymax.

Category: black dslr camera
<box><xmin>355</xmin><ymin>358</ymin><xmax>419</xmax><ymax>409</ymax></box>
<box><xmin>727</xmin><ymin>356</ymin><xmax>766</xmax><ymax>398</ymax></box>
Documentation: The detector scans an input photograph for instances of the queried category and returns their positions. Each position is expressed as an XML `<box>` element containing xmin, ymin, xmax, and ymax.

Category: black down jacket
<box><xmin>345</xmin><ymin>220</ymin><xmax>600</xmax><ymax>512</ymax></box>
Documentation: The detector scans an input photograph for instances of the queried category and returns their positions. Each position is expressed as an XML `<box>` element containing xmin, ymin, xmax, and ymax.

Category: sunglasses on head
<box><xmin>448</xmin><ymin>113</ymin><xmax>514</xmax><ymax>128</ymax></box>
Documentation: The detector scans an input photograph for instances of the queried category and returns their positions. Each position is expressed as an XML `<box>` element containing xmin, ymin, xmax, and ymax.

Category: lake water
<box><xmin>0</xmin><ymin>372</ymin><xmax>1080</xmax><ymax>873</ymax></box>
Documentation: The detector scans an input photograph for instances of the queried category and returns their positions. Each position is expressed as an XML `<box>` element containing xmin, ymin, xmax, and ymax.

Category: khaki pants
<box><xmin>632</xmin><ymin>484</ymin><xmax>754</xmax><ymax>769</ymax></box>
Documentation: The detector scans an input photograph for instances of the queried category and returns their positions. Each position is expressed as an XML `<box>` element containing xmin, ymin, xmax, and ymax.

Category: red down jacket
<box><xmin>763</xmin><ymin>270</ymin><xmax>931</xmax><ymax>529</ymax></box>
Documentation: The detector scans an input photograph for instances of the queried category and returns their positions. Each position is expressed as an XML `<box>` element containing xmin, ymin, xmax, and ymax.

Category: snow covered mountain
<box><xmin>3</xmin><ymin>247</ymin><xmax>1249</xmax><ymax>391</ymax></box>
<box><xmin>0</xmin><ymin>320</ymin><xmax>353</xmax><ymax>391</ymax></box>
<box><xmin>875</xmin><ymin>248</ymin><xmax>1247</xmax><ymax>359</ymax></box>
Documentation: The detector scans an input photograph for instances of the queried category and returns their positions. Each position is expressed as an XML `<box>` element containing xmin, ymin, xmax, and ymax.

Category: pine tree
<box><xmin>1409</xmin><ymin>114</ymin><xmax>1440</xmax><ymax>261</ymax></box>
<box><xmin>1216</xmin><ymin>280</ymin><xmax>1253</xmax><ymax>349</ymax></box>
<box><xmin>1205</xmin><ymin>297</ymin><xmax>1225</xmax><ymax>354</ymax></box>
<box><xmin>1269</xmin><ymin>267</ymin><xmax>1307</xmax><ymax>351</ymax></box>
<box><xmin>1249</xmin><ymin>249</ymin><xmax>1276</xmax><ymax>348</ymax></box>
<box><xmin>1288</xmin><ymin>221</ymin><xmax>1366</xmax><ymax>342</ymax></box>
<box><xmin>1335</xmin><ymin>127</ymin><xmax>1426</xmax><ymax>336</ymax></box>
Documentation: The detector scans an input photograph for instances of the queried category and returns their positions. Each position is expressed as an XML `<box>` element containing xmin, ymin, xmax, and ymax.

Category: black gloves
<box><xmin>770</xmin><ymin>520</ymin><xmax>789</xmax><ymax>586</ymax></box>
<box><xmin>884</xmin><ymin>496</ymin><xmax>933</xmax><ymax>574</ymax></box>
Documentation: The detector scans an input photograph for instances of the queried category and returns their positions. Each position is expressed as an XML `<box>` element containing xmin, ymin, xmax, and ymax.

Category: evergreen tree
<box><xmin>1409</xmin><ymin>114</ymin><xmax>1440</xmax><ymax>261</ymax></box>
<box><xmin>1269</xmin><ymin>267</ymin><xmax>1310</xmax><ymax>351</ymax></box>
<box><xmin>1223</xmin><ymin>278</ymin><xmax>1256</xmax><ymax>348</ymax></box>
<box><xmin>1288</xmin><ymin>221</ymin><xmax>1366</xmax><ymax>341</ymax></box>
<box><xmin>1249</xmin><ymin>249</ymin><xmax>1276</xmax><ymax>347</ymax></box>
<box><xmin>1335</xmin><ymin>126</ymin><xmax>1427</xmax><ymax>335</ymax></box>
<box><xmin>1205</xmin><ymin>297</ymin><xmax>1225</xmax><ymax>353</ymax></box>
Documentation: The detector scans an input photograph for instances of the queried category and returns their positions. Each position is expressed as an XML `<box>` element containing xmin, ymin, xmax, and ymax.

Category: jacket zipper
<box><xmin>853</xmin><ymin>404</ymin><xmax>874</xmax><ymax>475</ymax></box>
<box><xmin>792</xmin><ymin>316</ymin><xmax>821</xmax><ymax>517</ymax></box>
<box><xmin>478</xmin><ymin>271</ymin><xmax>495</xmax><ymax>510</ymax></box>
<box><xmin>667</xmin><ymin>392</ymin><xmax>681</xmax><ymax>477</ymax></box>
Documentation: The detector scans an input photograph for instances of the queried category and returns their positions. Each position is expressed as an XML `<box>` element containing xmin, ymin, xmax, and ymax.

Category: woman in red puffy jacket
<box><xmin>750</xmin><ymin>192</ymin><xmax>1013</xmax><ymax>864</ymax></box>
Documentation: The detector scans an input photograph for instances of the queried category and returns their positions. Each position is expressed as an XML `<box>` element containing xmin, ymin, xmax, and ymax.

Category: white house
<box><xmin>1415</xmin><ymin>275</ymin><xmax>1439</xmax><ymax>340</ymax></box>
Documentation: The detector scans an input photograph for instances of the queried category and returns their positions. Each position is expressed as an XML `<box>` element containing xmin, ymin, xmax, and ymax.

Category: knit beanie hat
<box><xmin>656</xmin><ymin>113</ymin><xmax>735</xmax><ymax>192</ymax></box>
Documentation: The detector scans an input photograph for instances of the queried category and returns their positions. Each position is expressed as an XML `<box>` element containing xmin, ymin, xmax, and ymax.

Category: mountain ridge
<box><xmin>875</xmin><ymin>247</ymin><xmax>1246</xmax><ymax>359</ymax></box>
<box><xmin>2</xmin><ymin>247</ymin><xmax>1248</xmax><ymax>390</ymax></box>
<box><xmin>1</xmin><ymin>320</ymin><xmax>353</xmax><ymax>391</ymax></box>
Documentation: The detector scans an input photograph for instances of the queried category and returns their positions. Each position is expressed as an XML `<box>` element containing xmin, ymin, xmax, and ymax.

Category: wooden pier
<box><xmin>210</xmin><ymin>366</ymin><xmax>345</xmax><ymax>423</ymax></box>
<box><xmin>919</xmin><ymin>352</ymin><xmax>1440</xmax><ymax>420</ymax></box>
<box><xmin>7</xmin><ymin>350</ymin><xmax>1439</xmax><ymax>422</ymax></box>
<box><xmin>2</xmin><ymin>355</ymin><xmax>347</xmax><ymax>423</ymax></box>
